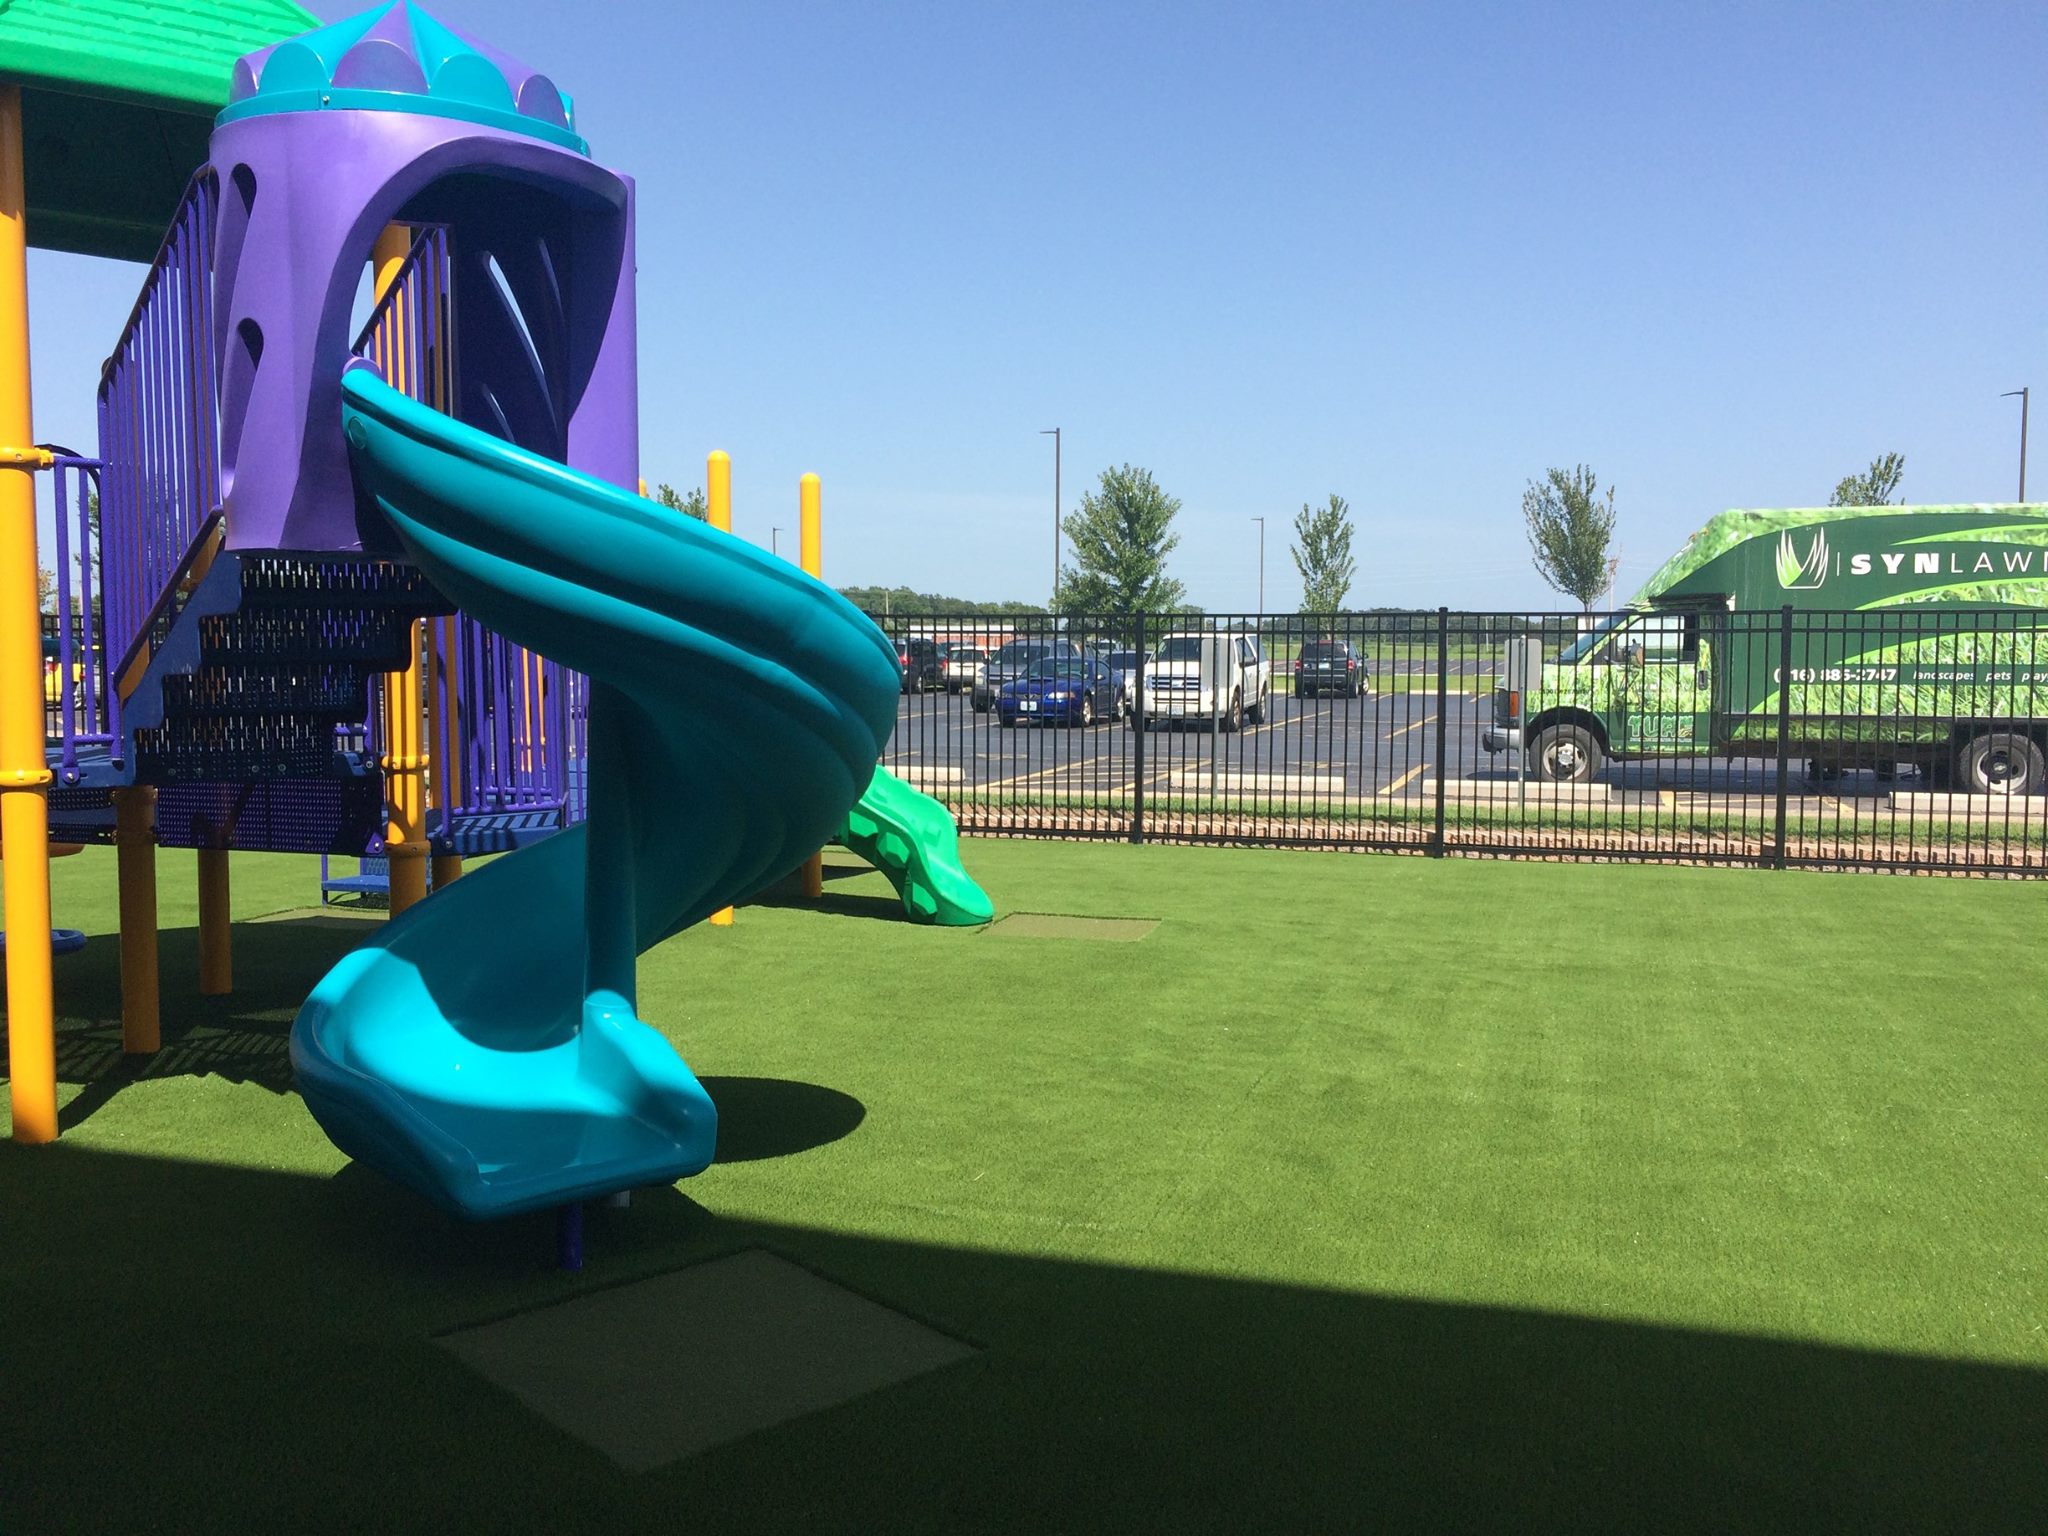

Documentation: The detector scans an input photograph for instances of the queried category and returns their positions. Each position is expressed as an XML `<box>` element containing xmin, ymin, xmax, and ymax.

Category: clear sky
<box><xmin>23</xmin><ymin>0</ymin><xmax>2046</xmax><ymax>611</ymax></box>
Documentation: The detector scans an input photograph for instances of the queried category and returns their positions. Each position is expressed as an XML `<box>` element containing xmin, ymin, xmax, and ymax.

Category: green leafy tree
<box><xmin>1828</xmin><ymin>452</ymin><xmax>1905</xmax><ymax>507</ymax></box>
<box><xmin>1290</xmin><ymin>493</ymin><xmax>1356</xmax><ymax>613</ymax></box>
<box><xmin>652</xmin><ymin>482</ymin><xmax>708</xmax><ymax>520</ymax></box>
<box><xmin>836</xmin><ymin>586</ymin><xmax>1048</xmax><ymax>617</ymax></box>
<box><xmin>1522</xmin><ymin>464</ymin><xmax>1617</xmax><ymax>611</ymax></box>
<box><xmin>1053</xmin><ymin>464</ymin><xmax>1187</xmax><ymax>614</ymax></box>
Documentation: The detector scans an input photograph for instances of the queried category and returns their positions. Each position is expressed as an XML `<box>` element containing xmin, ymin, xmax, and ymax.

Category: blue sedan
<box><xmin>995</xmin><ymin>657</ymin><xmax>1122</xmax><ymax>727</ymax></box>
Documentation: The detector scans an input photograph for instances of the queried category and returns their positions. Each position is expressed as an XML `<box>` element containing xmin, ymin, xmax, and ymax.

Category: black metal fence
<box><xmin>873</xmin><ymin>608</ymin><xmax>2048</xmax><ymax>876</ymax></box>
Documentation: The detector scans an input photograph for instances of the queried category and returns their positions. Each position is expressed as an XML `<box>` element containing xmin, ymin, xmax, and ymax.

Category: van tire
<box><xmin>1247</xmin><ymin>689</ymin><xmax>1267</xmax><ymax>725</ymax></box>
<box><xmin>1956</xmin><ymin>731</ymin><xmax>2046</xmax><ymax>796</ymax></box>
<box><xmin>1221</xmin><ymin>691</ymin><xmax>1242</xmax><ymax>733</ymax></box>
<box><xmin>1531</xmin><ymin>723</ymin><xmax>1603</xmax><ymax>784</ymax></box>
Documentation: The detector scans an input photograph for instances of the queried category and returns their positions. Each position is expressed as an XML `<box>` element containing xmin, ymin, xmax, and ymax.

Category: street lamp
<box><xmin>771</xmin><ymin>526</ymin><xmax>783</xmax><ymax>558</ymax></box>
<box><xmin>1251</xmin><ymin>516</ymin><xmax>1265</xmax><ymax>618</ymax></box>
<box><xmin>2003</xmin><ymin>389</ymin><xmax>2030</xmax><ymax>501</ymax></box>
<box><xmin>1040</xmin><ymin>428</ymin><xmax>1061</xmax><ymax>602</ymax></box>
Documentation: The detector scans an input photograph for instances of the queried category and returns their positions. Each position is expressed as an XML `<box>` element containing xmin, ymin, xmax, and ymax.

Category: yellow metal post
<box><xmin>706</xmin><ymin>452</ymin><xmax>736</xmax><ymax>926</ymax></box>
<box><xmin>427</xmin><ymin>615</ymin><xmax>463</xmax><ymax>890</ymax></box>
<box><xmin>0</xmin><ymin>86</ymin><xmax>56</xmax><ymax>1143</ymax></box>
<box><xmin>112</xmin><ymin>787</ymin><xmax>160</xmax><ymax>1053</ymax></box>
<box><xmin>196</xmin><ymin>847</ymin><xmax>231</xmax><ymax>996</ymax></box>
<box><xmin>800</xmin><ymin>473</ymin><xmax>824</xmax><ymax>901</ymax></box>
<box><xmin>371</xmin><ymin>225</ymin><xmax>429</xmax><ymax>914</ymax></box>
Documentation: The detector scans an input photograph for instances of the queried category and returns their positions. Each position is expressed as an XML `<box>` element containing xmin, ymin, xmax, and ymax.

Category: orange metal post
<box><xmin>196</xmin><ymin>847</ymin><xmax>231</xmax><ymax>996</ymax></box>
<box><xmin>0</xmin><ymin>86</ymin><xmax>56</xmax><ymax>1142</ymax></box>
<box><xmin>112</xmin><ymin>787</ymin><xmax>160</xmax><ymax>1052</ymax></box>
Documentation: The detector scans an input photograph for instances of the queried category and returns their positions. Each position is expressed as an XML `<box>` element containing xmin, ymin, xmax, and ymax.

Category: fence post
<box><xmin>1130</xmin><ymin>610</ymin><xmax>1146</xmax><ymax>844</ymax></box>
<box><xmin>1431</xmin><ymin>606</ymin><xmax>1449</xmax><ymax>856</ymax></box>
<box><xmin>1774</xmin><ymin>604</ymin><xmax>1793</xmax><ymax>869</ymax></box>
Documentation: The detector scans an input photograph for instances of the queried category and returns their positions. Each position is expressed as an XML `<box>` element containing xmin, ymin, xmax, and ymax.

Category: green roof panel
<box><xmin>0</xmin><ymin>0</ymin><xmax>320</xmax><ymax>260</ymax></box>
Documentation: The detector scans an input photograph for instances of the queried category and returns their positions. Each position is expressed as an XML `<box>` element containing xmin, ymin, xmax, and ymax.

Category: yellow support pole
<box><xmin>706</xmin><ymin>452</ymin><xmax>734</xmax><ymax>925</ymax></box>
<box><xmin>112</xmin><ymin>787</ymin><xmax>159</xmax><ymax>1053</ymax></box>
<box><xmin>799</xmin><ymin>473</ymin><xmax>824</xmax><ymax>901</ymax></box>
<box><xmin>0</xmin><ymin>86</ymin><xmax>56</xmax><ymax>1144</ymax></box>
<box><xmin>196</xmin><ymin>847</ymin><xmax>231</xmax><ymax>996</ymax></box>
<box><xmin>371</xmin><ymin>225</ymin><xmax>429</xmax><ymax>914</ymax></box>
<box><xmin>427</xmin><ymin>615</ymin><xmax>463</xmax><ymax>891</ymax></box>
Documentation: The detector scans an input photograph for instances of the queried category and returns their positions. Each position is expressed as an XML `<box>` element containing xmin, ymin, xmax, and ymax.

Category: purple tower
<box><xmin>209</xmin><ymin>0</ymin><xmax>640</xmax><ymax>554</ymax></box>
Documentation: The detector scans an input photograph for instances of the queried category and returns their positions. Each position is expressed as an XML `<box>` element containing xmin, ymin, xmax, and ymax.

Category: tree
<box><xmin>1522</xmin><ymin>464</ymin><xmax>1617</xmax><ymax>611</ymax></box>
<box><xmin>1290</xmin><ymin>494</ymin><xmax>1356</xmax><ymax>613</ymax></box>
<box><xmin>652</xmin><ymin>482</ymin><xmax>708</xmax><ymax>520</ymax></box>
<box><xmin>1052</xmin><ymin>464</ymin><xmax>1187</xmax><ymax>614</ymax></box>
<box><xmin>37</xmin><ymin>566</ymin><xmax>54</xmax><ymax>613</ymax></box>
<box><xmin>1829</xmin><ymin>452</ymin><xmax>1905</xmax><ymax>507</ymax></box>
<box><xmin>836</xmin><ymin>586</ymin><xmax>1048</xmax><ymax>617</ymax></box>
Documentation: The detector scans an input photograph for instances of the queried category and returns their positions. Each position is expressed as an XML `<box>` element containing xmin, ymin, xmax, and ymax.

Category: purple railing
<box><xmin>352</xmin><ymin>226</ymin><xmax>589</xmax><ymax>835</ymax></box>
<box><xmin>94</xmin><ymin>169</ymin><xmax>222</xmax><ymax>707</ymax></box>
<box><xmin>43</xmin><ymin>455</ymin><xmax>111</xmax><ymax>779</ymax></box>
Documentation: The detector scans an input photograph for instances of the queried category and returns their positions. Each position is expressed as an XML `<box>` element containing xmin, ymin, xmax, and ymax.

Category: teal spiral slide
<box><xmin>291</xmin><ymin>366</ymin><xmax>922</xmax><ymax>1218</ymax></box>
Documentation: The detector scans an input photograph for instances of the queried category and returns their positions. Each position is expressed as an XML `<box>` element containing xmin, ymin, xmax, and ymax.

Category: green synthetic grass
<box><xmin>4</xmin><ymin>842</ymin><xmax>2046</xmax><ymax>1532</ymax></box>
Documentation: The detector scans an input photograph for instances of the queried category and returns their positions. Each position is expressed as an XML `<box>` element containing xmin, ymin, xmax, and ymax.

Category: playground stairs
<box><xmin>48</xmin><ymin>547</ymin><xmax>449</xmax><ymax>852</ymax></box>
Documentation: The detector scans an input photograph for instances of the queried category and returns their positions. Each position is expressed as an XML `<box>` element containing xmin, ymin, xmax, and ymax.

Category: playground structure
<box><xmin>1</xmin><ymin>1</ymin><xmax>992</xmax><ymax>1220</ymax></box>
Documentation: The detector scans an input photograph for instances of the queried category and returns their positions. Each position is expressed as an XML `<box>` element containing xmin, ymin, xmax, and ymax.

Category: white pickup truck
<box><xmin>1142</xmin><ymin>632</ymin><xmax>1270</xmax><ymax>731</ymax></box>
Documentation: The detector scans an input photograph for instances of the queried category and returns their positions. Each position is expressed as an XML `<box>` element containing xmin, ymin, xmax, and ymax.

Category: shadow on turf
<box><xmin>30</xmin><ymin>928</ymin><xmax>870</xmax><ymax>1161</ymax></box>
<box><xmin>695</xmin><ymin>1077</ymin><xmax>866</xmax><ymax>1162</ymax></box>
<box><xmin>1</xmin><ymin>1143</ymin><xmax>2042</xmax><ymax>1532</ymax></box>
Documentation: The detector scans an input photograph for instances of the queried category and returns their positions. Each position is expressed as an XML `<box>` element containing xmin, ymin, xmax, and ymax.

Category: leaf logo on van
<box><xmin>1775</xmin><ymin>528</ymin><xmax>1828</xmax><ymax>590</ymax></box>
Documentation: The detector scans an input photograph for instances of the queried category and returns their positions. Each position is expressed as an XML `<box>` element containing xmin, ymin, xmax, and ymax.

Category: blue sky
<box><xmin>25</xmin><ymin>0</ymin><xmax>2046</xmax><ymax>610</ymax></box>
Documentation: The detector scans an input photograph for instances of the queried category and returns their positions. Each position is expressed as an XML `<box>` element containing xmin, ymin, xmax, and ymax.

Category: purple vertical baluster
<box><xmin>53</xmin><ymin>462</ymin><xmax>77</xmax><ymax>767</ymax></box>
<box><xmin>77</xmin><ymin>465</ymin><xmax>99</xmax><ymax>742</ymax></box>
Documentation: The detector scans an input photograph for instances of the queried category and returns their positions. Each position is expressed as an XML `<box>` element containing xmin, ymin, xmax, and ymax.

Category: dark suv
<box><xmin>896</xmin><ymin>637</ymin><xmax>944</xmax><ymax>693</ymax></box>
<box><xmin>1294</xmin><ymin>638</ymin><xmax>1369</xmax><ymax>699</ymax></box>
<box><xmin>972</xmin><ymin>638</ymin><xmax>1081</xmax><ymax>711</ymax></box>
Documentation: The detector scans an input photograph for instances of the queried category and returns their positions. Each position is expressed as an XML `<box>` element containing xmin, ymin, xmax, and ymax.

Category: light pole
<box><xmin>771</xmin><ymin>526</ymin><xmax>783</xmax><ymax>558</ymax></box>
<box><xmin>1040</xmin><ymin>428</ymin><xmax>1061</xmax><ymax>602</ymax></box>
<box><xmin>1251</xmin><ymin>516</ymin><xmax>1264</xmax><ymax>618</ymax></box>
<box><xmin>2003</xmin><ymin>389</ymin><xmax>2030</xmax><ymax>500</ymax></box>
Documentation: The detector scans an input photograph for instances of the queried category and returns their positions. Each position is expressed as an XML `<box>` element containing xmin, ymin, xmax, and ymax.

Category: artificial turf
<box><xmin>3</xmin><ymin>840</ymin><xmax>2045</xmax><ymax>1532</ymax></box>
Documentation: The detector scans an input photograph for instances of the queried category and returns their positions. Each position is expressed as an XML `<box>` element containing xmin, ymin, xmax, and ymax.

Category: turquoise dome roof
<box><xmin>218</xmin><ymin>0</ymin><xmax>586</xmax><ymax>156</ymax></box>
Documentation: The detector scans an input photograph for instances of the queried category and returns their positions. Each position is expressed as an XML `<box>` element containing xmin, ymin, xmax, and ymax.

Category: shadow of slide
<box><xmin>0</xmin><ymin>1144</ymin><xmax>2041</xmax><ymax>1533</ymax></box>
<box><xmin>696</xmin><ymin>1077</ymin><xmax>865</xmax><ymax>1163</ymax></box>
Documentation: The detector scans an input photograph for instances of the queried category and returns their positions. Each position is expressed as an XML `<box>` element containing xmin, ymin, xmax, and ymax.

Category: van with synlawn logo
<box><xmin>1482</xmin><ymin>504</ymin><xmax>2048</xmax><ymax>794</ymax></box>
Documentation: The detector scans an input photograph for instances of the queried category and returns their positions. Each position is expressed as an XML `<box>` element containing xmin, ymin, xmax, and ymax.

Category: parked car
<box><xmin>995</xmin><ymin>655</ymin><xmax>1120</xmax><ymax>728</ymax></box>
<box><xmin>1294</xmin><ymin>638</ymin><xmax>1370</xmax><ymax>699</ymax></box>
<box><xmin>944</xmin><ymin>644</ymin><xmax>988</xmax><ymax>694</ymax></box>
<box><xmin>973</xmin><ymin>638</ymin><xmax>1080</xmax><ymax>711</ymax></box>
<box><xmin>1142</xmin><ymin>632</ymin><xmax>1270</xmax><ymax>730</ymax></box>
<box><xmin>896</xmin><ymin>637</ymin><xmax>944</xmax><ymax>693</ymax></box>
<box><xmin>1105</xmin><ymin>649</ymin><xmax>1149</xmax><ymax>717</ymax></box>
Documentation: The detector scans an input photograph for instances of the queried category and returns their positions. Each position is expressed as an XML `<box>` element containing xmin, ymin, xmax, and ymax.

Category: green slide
<box><xmin>838</xmin><ymin>768</ymin><xmax>994</xmax><ymax>926</ymax></box>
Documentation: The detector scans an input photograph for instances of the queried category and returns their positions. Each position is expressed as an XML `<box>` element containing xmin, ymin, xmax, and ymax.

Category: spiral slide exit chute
<box><xmin>290</xmin><ymin>366</ymin><xmax>902</xmax><ymax>1218</ymax></box>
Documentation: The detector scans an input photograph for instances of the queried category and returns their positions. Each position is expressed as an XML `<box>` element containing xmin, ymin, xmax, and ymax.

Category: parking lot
<box><xmin>884</xmin><ymin>667</ymin><xmax>1916</xmax><ymax>810</ymax></box>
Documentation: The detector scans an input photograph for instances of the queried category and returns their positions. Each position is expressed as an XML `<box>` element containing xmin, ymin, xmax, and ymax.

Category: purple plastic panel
<box><xmin>207</xmin><ymin>106</ymin><xmax>639</xmax><ymax>555</ymax></box>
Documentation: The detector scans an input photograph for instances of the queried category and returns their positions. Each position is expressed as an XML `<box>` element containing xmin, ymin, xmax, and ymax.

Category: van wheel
<box><xmin>1956</xmin><ymin>731</ymin><xmax>2045</xmax><ymax>796</ymax></box>
<box><xmin>1247</xmin><ymin>689</ymin><xmax>1266</xmax><ymax>725</ymax></box>
<box><xmin>1220</xmin><ymin>691</ymin><xmax>1242</xmax><ymax>732</ymax></box>
<box><xmin>1531</xmin><ymin>723</ymin><xmax>1603</xmax><ymax>784</ymax></box>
